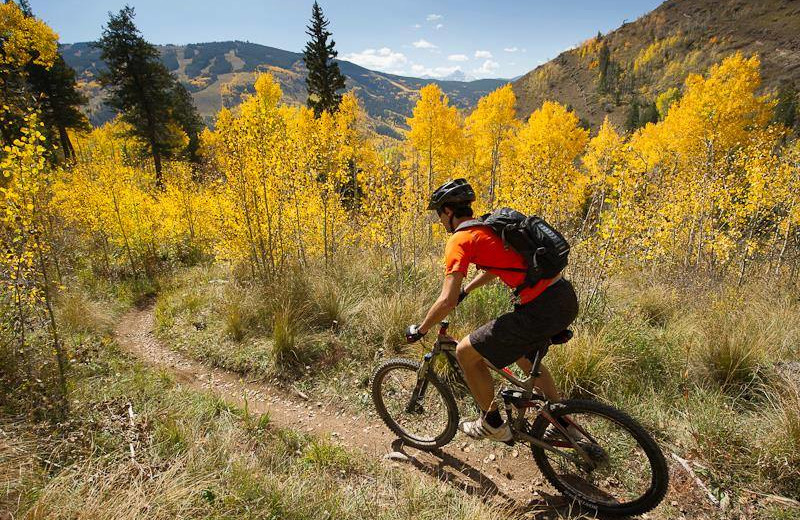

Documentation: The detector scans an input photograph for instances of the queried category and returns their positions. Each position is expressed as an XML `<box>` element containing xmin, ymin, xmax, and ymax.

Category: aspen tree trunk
<box><xmin>34</xmin><ymin>236</ymin><xmax>69</xmax><ymax>416</ymax></box>
<box><xmin>110</xmin><ymin>191</ymin><xmax>139</xmax><ymax>277</ymax></box>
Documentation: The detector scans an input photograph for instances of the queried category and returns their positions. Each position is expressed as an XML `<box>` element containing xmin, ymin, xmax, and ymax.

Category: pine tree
<box><xmin>772</xmin><ymin>80</ymin><xmax>798</xmax><ymax>133</ymax></box>
<box><xmin>169</xmin><ymin>81</ymin><xmax>204</xmax><ymax>162</ymax></box>
<box><xmin>95</xmin><ymin>5</ymin><xmax>180</xmax><ymax>186</ymax></box>
<box><xmin>303</xmin><ymin>1</ymin><xmax>346</xmax><ymax>117</ymax></box>
<box><xmin>26</xmin><ymin>55</ymin><xmax>90</xmax><ymax>161</ymax></box>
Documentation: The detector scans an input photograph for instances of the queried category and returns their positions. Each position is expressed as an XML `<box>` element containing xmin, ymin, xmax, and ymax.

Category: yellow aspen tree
<box><xmin>637</xmin><ymin>53</ymin><xmax>774</xmax><ymax>269</ymax></box>
<box><xmin>1</xmin><ymin>114</ymin><xmax>67</xmax><ymax>415</ymax></box>
<box><xmin>502</xmin><ymin>101</ymin><xmax>589</xmax><ymax>228</ymax></box>
<box><xmin>406</xmin><ymin>84</ymin><xmax>465</xmax><ymax>195</ymax></box>
<box><xmin>581</xmin><ymin>117</ymin><xmax>626</xmax><ymax>235</ymax></box>
<box><xmin>464</xmin><ymin>84</ymin><xmax>519</xmax><ymax>207</ymax></box>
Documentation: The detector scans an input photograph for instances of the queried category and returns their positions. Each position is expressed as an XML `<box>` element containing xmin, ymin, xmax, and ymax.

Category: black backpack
<box><xmin>455</xmin><ymin>208</ymin><xmax>570</xmax><ymax>295</ymax></box>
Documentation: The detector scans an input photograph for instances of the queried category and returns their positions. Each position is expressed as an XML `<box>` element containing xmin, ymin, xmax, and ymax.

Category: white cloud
<box><xmin>435</xmin><ymin>23</ymin><xmax>444</xmax><ymax>30</ymax></box>
<box><xmin>342</xmin><ymin>47</ymin><xmax>408</xmax><ymax>74</ymax></box>
<box><xmin>411</xmin><ymin>23</ymin><xmax>421</xmax><ymax>29</ymax></box>
<box><xmin>473</xmin><ymin>59</ymin><xmax>500</xmax><ymax>76</ymax></box>
<box><xmin>503</xmin><ymin>47</ymin><xmax>518</xmax><ymax>53</ymax></box>
<box><xmin>412</xmin><ymin>39</ymin><xmax>437</xmax><ymax>49</ymax></box>
<box><xmin>426</xmin><ymin>14</ymin><xmax>443</xmax><ymax>21</ymax></box>
<box><xmin>447</xmin><ymin>54</ymin><xmax>469</xmax><ymax>62</ymax></box>
<box><xmin>411</xmin><ymin>63</ymin><xmax>461</xmax><ymax>78</ymax></box>
<box><xmin>474</xmin><ymin>50</ymin><xmax>492</xmax><ymax>59</ymax></box>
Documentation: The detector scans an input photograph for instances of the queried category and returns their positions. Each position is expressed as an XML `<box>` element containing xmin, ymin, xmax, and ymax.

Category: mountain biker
<box><xmin>406</xmin><ymin>178</ymin><xmax>579</xmax><ymax>442</ymax></box>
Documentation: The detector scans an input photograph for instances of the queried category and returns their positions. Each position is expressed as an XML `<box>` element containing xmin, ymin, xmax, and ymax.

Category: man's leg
<box><xmin>515</xmin><ymin>357</ymin><xmax>561</xmax><ymax>402</ymax></box>
<box><xmin>455</xmin><ymin>335</ymin><xmax>495</xmax><ymax>411</ymax></box>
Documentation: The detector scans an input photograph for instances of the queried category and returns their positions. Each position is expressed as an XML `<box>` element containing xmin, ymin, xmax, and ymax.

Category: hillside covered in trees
<box><xmin>512</xmin><ymin>0</ymin><xmax>800</xmax><ymax>130</ymax></box>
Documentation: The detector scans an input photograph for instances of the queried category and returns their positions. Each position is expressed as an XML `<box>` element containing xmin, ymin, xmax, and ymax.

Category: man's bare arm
<box><xmin>418</xmin><ymin>272</ymin><xmax>464</xmax><ymax>334</ymax></box>
<box><xmin>463</xmin><ymin>270</ymin><xmax>498</xmax><ymax>295</ymax></box>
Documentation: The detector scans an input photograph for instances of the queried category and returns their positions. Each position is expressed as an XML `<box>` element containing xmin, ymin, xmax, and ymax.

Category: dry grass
<box><xmin>3</xmin><ymin>343</ymin><xmax>512</xmax><ymax>520</ymax></box>
<box><xmin>56</xmin><ymin>290</ymin><xmax>115</xmax><ymax>336</ymax></box>
<box><xmin>547</xmin><ymin>322</ymin><xmax>628</xmax><ymax>398</ymax></box>
<box><xmin>756</xmin><ymin>375</ymin><xmax>800</xmax><ymax>497</ymax></box>
<box><xmin>138</xmin><ymin>258</ymin><xmax>800</xmax><ymax>511</ymax></box>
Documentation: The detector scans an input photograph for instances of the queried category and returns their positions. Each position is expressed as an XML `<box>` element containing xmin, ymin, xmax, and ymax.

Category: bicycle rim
<box><xmin>534</xmin><ymin>407</ymin><xmax>661</xmax><ymax>510</ymax></box>
<box><xmin>374</xmin><ymin>361</ymin><xmax>454</xmax><ymax>445</ymax></box>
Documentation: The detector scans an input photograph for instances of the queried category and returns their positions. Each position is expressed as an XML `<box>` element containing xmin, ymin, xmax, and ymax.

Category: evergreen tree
<box><xmin>639</xmin><ymin>101</ymin><xmax>659</xmax><ymax>126</ymax></box>
<box><xmin>26</xmin><ymin>54</ymin><xmax>90</xmax><ymax>161</ymax></box>
<box><xmin>625</xmin><ymin>99</ymin><xmax>640</xmax><ymax>132</ymax></box>
<box><xmin>95</xmin><ymin>5</ymin><xmax>179</xmax><ymax>186</ymax></box>
<box><xmin>303</xmin><ymin>1</ymin><xmax>346</xmax><ymax>117</ymax></box>
<box><xmin>772</xmin><ymin>80</ymin><xmax>798</xmax><ymax>133</ymax></box>
<box><xmin>169</xmin><ymin>81</ymin><xmax>204</xmax><ymax>162</ymax></box>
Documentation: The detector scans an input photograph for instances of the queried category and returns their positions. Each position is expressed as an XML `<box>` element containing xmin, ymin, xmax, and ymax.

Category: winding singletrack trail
<box><xmin>114</xmin><ymin>304</ymin><xmax>594</xmax><ymax>517</ymax></box>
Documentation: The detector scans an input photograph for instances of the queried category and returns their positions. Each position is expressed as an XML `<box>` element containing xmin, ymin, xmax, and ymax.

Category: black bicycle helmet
<box><xmin>427</xmin><ymin>178</ymin><xmax>476</xmax><ymax>211</ymax></box>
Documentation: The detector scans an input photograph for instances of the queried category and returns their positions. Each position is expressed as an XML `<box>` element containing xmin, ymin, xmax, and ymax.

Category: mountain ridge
<box><xmin>60</xmin><ymin>40</ymin><xmax>507</xmax><ymax>135</ymax></box>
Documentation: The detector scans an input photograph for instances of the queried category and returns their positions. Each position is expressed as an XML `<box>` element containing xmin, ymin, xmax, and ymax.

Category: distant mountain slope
<box><xmin>512</xmin><ymin>0</ymin><xmax>800</xmax><ymax>129</ymax></box>
<box><xmin>60</xmin><ymin>40</ymin><xmax>507</xmax><ymax>136</ymax></box>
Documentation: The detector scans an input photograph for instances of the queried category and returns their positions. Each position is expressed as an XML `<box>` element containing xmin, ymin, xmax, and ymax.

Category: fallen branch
<box><xmin>743</xmin><ymin>488</ymin><xmax>800</xmax><ymax>509</ymax></box>
<box><xmin>671</xmin><ymin>452</ymin><xmax>720</xmax><ymax>508</ymax></box>
<box><xmin>127</xmin><ymin>402</ymin><xmax>136</xmax><ymax>459</ymax></box>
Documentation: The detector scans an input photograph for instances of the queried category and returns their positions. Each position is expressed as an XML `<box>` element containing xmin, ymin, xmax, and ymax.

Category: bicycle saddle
<box><xmin>550</xmin><ymin>329</ymin><xmax>573</xmax><ymax>345</ymax></box>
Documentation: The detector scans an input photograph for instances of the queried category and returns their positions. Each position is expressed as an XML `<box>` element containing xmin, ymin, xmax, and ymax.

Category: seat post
<box><xmin>529</xmin><ymin>345</ymin><xmax>549</xmax><ymax>378</ymax></box>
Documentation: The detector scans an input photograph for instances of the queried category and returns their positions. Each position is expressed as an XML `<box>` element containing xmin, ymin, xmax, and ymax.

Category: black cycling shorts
<box><xmin>469</xmin><ymin>278</ymin><xmax>579</xmax><ymax>369</ymax></box>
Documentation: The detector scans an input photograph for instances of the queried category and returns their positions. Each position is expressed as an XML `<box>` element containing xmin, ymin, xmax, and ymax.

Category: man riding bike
<box><xmin>406</xmin><ymin>178</ymin><xmax>579</xmax><ymax>442</ymax></box>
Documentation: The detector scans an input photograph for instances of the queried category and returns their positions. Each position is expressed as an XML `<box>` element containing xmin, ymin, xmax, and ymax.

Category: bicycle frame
<box><xmin>408</xmin><ymin>321</ymin><xmax>599</xmax><ymax>468</ymax></box>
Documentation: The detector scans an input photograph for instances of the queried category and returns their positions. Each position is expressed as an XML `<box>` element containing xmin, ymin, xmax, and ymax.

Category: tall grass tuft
<box><xmin>358</xmin><ymin>290</ymin><xmax>427</xmax><ymax>355</ymax></box>
<box><xmin>547</xmin><ymin>323</ymin><xmax>627</xmax><ymax>398</ymax></box>
<box><xmin>56</xmin><ymin>290</ymin><xmax>114</xmax><ymax>336</ymax></box>
<box><xmin>756</xmin><ymin>375</ymin><xmax>800</xmax><ymax>496</ymax></box>
<box><xmin>271</xmin><ymin>303</ymin><xmax>301</xmax><ymax>366</ymax></box>
<box><xmin>692</xmin><ymin>301</ymin><xmax>776</xmax><ymax>395</ymax></box>
<box><xmin>309</xmin><ymin>277</ymin><xmax>361</xmax><ymax>330</ymax></box>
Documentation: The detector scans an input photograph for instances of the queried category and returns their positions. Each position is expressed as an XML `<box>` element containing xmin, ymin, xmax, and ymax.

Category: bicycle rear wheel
<box><xmin>529</xmin><ymin>399</ymin><xmax>669</xmax><ymax>517</ymax></box>
<box><xmin>371</xmin><ymin>358</ymin><xmax>459</xmax><ymax>450</ymax></box>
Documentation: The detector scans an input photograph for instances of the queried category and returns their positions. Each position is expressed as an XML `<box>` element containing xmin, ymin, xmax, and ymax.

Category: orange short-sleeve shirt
<box><xmin>444</xmin><ymin>226</ymin><xmax>554</xmax><ymax>305</ymax></box>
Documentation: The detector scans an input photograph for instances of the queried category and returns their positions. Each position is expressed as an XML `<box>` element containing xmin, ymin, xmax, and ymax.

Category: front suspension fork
<box><xmin>406</xmin><ymin>352</ymin><xmax>433</xmax><ymax>413</ymax></box>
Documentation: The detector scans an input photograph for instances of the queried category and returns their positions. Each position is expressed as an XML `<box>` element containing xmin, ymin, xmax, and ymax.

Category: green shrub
<box><xmin>301</xmin><ymin>438</ymin><xmax>359</xmax><ymax>474</ymax></box>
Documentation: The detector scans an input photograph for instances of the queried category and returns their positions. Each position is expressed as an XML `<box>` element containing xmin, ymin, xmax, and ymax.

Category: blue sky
<box><xmin>32</xmin><ymin>0</ymin><xmax>663</xmax><ymax>79</ymax></box>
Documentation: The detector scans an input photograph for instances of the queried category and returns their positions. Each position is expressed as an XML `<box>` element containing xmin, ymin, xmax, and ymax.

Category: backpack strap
<box><xmin>454</xmin><ymin>219</ymin><xmax>484</xmax><ymax>232</ymax></box>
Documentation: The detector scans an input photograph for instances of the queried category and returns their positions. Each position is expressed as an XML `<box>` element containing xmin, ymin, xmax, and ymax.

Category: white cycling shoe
<box><xmin>458</xmin><ymin>415</ymin><xmax>513</xmax><ymax>442</ymax></box>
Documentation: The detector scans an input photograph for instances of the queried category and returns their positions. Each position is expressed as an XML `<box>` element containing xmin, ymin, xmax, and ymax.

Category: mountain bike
<box><xmin>370</xmin><ymin>321</ymin><xmax>669</xmax><ymax>517</ymax></box>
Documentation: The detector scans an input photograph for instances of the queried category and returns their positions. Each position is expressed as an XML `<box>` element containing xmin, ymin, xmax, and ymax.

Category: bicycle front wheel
<box><xmin>371</xmin><ymin>358</ymin><xmax>459</xmax><ymax>450</ymax></box>
<box><xmin>530</xmin><ymin>399</ymin><xmax>669</xmax><ymax>517</ymax></box>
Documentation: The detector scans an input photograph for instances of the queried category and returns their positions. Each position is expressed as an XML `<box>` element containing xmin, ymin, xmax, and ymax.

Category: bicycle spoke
<box><xmin>379</xmin><ymin>365</ymin><xmax>451</xmax><ymax>443</ymax></box>
<box><xmin>539</xmin><ymin>411</ymin><xmax>653</xmax><ymax>506</ymax></box>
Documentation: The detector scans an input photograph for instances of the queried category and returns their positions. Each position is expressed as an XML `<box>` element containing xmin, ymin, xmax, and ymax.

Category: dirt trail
<box><xmin>114</xmin><ymin>305</ymin><xmax>576</xmax><ymax>516</ymax></box>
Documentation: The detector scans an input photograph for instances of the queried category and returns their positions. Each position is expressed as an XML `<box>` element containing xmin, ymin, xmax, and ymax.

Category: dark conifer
<box><xmin>26</xmin><ymin>55</ymin><xmax>90</xmax><ymax>161</ymax></box>
<box><xmin>95</xmin><ymin>5</ymin><xmax>179</xmax><ymax>186</ymax></box>
<box><xmin>302</xmin><ymin>1</ymin><xmax>346</xmax><ymax>117</ymax></box>
<box><xmin>169</xmin><ymin>81</ymin><xmax>204</xmax><ymax>162</ymax></box>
